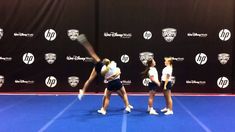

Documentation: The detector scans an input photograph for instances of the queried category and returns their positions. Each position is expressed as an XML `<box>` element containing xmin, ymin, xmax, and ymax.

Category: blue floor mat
<box><xmin>0</xmin><ymin>95</ymin><xmax>234</xmax><ymax>132</ymax></box>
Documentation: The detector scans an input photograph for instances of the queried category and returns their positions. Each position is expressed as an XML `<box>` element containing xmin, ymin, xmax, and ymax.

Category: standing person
<box><xmin>77</xmin><ymin>34</ymin><xmax>133</xmax><ymax>115</ymax></box>
<box><xmin>142</xmin><ymin>58</ymin><xmax>161</xmax><ymax>115</ymax></box>
<box><xmin>160</xmin><ymin>57</ymin><xmax>174</xmax><ymax>115</ymax></box>
<box><xmin>98</xmin><ymin>61</ymin><xmax>132</xmax><ymax>115</ymax></box>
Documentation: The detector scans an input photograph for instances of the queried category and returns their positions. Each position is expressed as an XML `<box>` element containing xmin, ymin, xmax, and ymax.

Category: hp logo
<box><xmin>45</xmin><ymin>76</ymin><xmax>57</xmax><ymax>88</ymax></box>
<box><xmin>121</xmin><ymin>54</ymin><xmax>129</xmax><ymax>63</ymax></box>
<box><xmin>142</xmin><ymin>78</ymin><xmax>151</xmax><ymax>86</ymax></box>
<box><xmin>217</xmin><ymin>77</ymin><xmax>229</xmax><ymax>88</ymax></box>
<box><xmin>195</xmin><ymin>53</ymin><xmax>207</xmax><ymax>65</ymax></box>
<box><xmin>45</xmin><ymin>29</ymin><xmax>57</xmax><ymax>41</ymax></box>
<box><xmin>22</xmin><ymin>53</ymin><xmax>35</xmax><ymax>64</ymax></box>
<box><xmin>219</xmin><ymin>29</ymin><xmax>231</xmax><ymax>41</ymax></box>
<box><xmin>143</xmin><ymin>31</ymin><xmax>152</xmax><ymax>40</ymax></box>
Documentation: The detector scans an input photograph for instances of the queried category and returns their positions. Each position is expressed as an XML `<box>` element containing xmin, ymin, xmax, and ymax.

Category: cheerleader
<box><xmin>160</xmin><ymin>57</ymin><xmax>174</xmax><ymax>115</ymax></box>
<box><xmin>141</xmin><ymin>58</ymin><xmax>160</xmax><ymax>115</ymax></box>
<box><xmin>77</xmin><ymin>34</ymin><xmax>133</xmax><ymax>115</ymax></box>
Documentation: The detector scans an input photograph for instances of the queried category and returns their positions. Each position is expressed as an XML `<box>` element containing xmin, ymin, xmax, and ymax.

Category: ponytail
<box><xmin>140</xmin><ymin>58</ymin><xmax>153</xmax><ymax>78</ymax></box>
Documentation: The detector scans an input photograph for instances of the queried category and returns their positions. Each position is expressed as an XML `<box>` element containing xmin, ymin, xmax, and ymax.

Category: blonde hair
<box><xmin>102</xmin><ymin>58</ymin><xmax>110</xmax><ymax>66</ymax></box>
<box><xmin>164</xmin><ymin>57</ymin><xmax>173</xmax><ymax>66</ymax></box>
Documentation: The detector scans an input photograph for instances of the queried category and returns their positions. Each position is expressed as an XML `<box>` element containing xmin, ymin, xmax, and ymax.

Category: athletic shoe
<box><xmin>147</xmin><ymin>106</ymin><xmax>150</xmax><ymax>112</ymax></box>
<box><xmin>125</xmin><ymin>106</ymin><xmax>131</xmax><ymax>113</ymax></box>
<box><xmin>128</xmin><ymin>104</ymin><xmax>134</xmax><ymax>109</ymax></box>
<box><xmin>161</xmin><ymin>107</ymin><xmax>168</xmax><ymax>112</ymax></box>
<box><xmin>98</xmin><ymin>108</ymin><xmax>106</xmax><ymax>115</ymax></box>
<box><xmin>164</xmin><ymin>110</ymin><xmax>173</xmax><ymax>115</ymax></box>
<box><xmin>77</xmin><ymin>34</ymin><xmax>88</xmax><ymax>44</ymax></box>
<box><xmin>149</xmin><ymin>108</ymin><xmax>159</xmax><ymax>115</ymax></box>
<box><xmin>78</xmin><ymin>89</ymin><xmax>84</xmax><ymax>100</ymax></box>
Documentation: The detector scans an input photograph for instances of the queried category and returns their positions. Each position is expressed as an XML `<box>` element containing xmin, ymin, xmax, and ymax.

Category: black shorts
<box><xmin>161</xmin><ymin>81</ymin><xmax>172</xmax><ymax>90</ymax></box>
<box><xmin>95</xmin><ymin>61</ymin><xmax>104</xmax><ymax>74</ymax></box>
<box><xmin>107</xmin><ymin>79</ymin><xmax>123</xmax><ymax>91</ymax></box>
<box><xmin>148</xmin><ymin>82</ymin><xmax>158</xmax><ymax>91</ymax></box>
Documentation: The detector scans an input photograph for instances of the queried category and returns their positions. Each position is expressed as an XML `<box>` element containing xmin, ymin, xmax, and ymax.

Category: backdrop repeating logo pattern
<box><xmin>45</xmin><ymin>29</ymin><xmax>57</xmax><ymax>41</ymax></box>
<box><xmin>162</xmin><ymin>28</ymin><xmax>177</xmax><ymax>42</ymax></box>
<box><xmin>218</xmin><ymin>53</ymin><xmax>230</xmax><ymax>64</ymax></box>
<box><xmin>22</xmin><ymin>53</ymin><xmax>35</xmax><ymax>64</ymax></box>
<box><xmin>217</xmin><ymin>77</ymin><xmax>229</xmax><ymax>88</ymax></box>
<box><xmin>45</xmin><ymin>76</ymin><xmax>57</xmax><ymax>88</ymax></box>
<box><xmin>0</xmin><ymin>75</ymin><xmax>4</xmax><ymax>88</ymax></box>
<box><xmin>0</xmin><ymin>28</ymin><xmax>3</xmax><ymax>39</ymax></box>
<box><xmin>219</xmin><ymin>29</ymin><xmax>231</xmax><ymax>41</ymax></box>
<box><xmin>45</xmin><ymin>53</ymin><xmax>56</xmax><ymax>64</ymax></box>
<box><xmin>143</xmin><ymin>31</ymin><xmax>152</xmax><ymax>40</ymax></box>
<box><xmin>121</xmin><ymin>54</ymin><xmax>130</xmax><ymax>63</ymax></box>
<box><xmin>0</xmin><ymin>1</ymin><xmax>233</xmax><ymax>93</ymax></box>
<box><xmin>142</xmin><ymin>78</ymin><xmax>151</xmax><ymax>86</ymax></box>
<box><xmin>195</xmin><ymin>53</ymin><xmax>207</xmax><ymax>65</ymax></box>
<box><xmin>68</xmin><ymin>29</ymin><xmax>79</xmax><ymax>41</ymax></box>
<box><xmin>68</xmin><ymin>76</ymin><xmax>79</xmax><ymax>87</ymax></box>
<box><xmin>139</xmin><ymin>52</ymin><xmax>154</xmax><ymax>66</ymax></box>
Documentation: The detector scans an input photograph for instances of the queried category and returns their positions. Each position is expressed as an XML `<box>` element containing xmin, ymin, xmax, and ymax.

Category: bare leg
<box><xmin>77</xmin><ymin>34</ymin><xmax>101</xmax><ymax>63</ymax></box>
<box><xmin>118</xmin><ymin>86</ymin><xmax>130</xmax><ymax>107</ymax></box>
<box><xmin>148</xmin><ymin>90</ymin><xmax>156</xmax><ymax>108</ymax></box>
<box><xmin>118</xmin><ymin>87</ymin><xmax>132</xmax><ymax>112</ymax></box>
<box><xmin>97</xmin><ymin>89</ymin><xmax>110</xmax><ymax>115</ymax></box>
<box><xmin>82</xmin><ymin>68</ymin><xmax>97</xmax><ymax>92</ymax></box>
<box><xmin>78</xmin><ymin>68</ymin><xmax>97</xmax><ymax>100</ymax></box>
<box><xmin>163</xmin><ymin>90</ymin><xmax>169</xmax><ymax>108</ymax></box>
<box><xmin>102</xmin><ymin>88</ymin><xmax>108</xmax><ymax>107</ymax></box>
<box><xmin>148</xmin><ymin>90</ymin><xmax>158</xmax><ymax>115</ymax></box>
<box><xmin>166</xmin><ymin>90</ymin><xmax>173</xmax><ymax>110</ymax></box>
<box><xmin>116</xmin><ymin>89</ymin><xmax>133</xmax><ymax>109</ymax></box>
<box><xmin>116</xmin><ymin>88</ymin><xmax>124</xmax><ymax>99</ymax></box>
<box><xmin>103</xmin><ymin>90</ymin><xmax>112</xmax><ymax>111</ymax></box>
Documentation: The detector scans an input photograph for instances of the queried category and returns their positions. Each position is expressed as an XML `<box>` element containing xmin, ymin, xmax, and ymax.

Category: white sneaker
<box><xmin>97</xmin><ymin>108</ymin><xmax>106</xmax><ymax>115</ymax></box>
<box><xmin>164</xmin><ymin>110</ymin><xmax>173</xmax><ymax>115</ymax></box>
<box><xmin>128</xmin><ymin>104</ymin><xmax>134</xmax><ymax>109</ymax></box>
<box><xmin>78</xmin><ymin>89</ymin><xmax>84</xmax><ymax>100</ymax></box>
<box><xmin>149</xmin><ymin>108</ymin><xmax>159</xmax><ymax>115</ymax></box>
<box><xmin>125</xmin><ymin>106</ymin><xmax>131</xmax><ymax>113</ymax></box>
<box><xmin>147</xmin><ymin>106</ymin><xmax>150</xmax><ymax>112</ymax></box>
<box><xmin>161</xmin><ymin>107</ymin><xmax>168</xmax><ymax>112</ymax></box>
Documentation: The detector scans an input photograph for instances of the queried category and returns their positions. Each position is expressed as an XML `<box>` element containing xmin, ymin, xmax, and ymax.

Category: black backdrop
<box><xmin>0</xmin><ymin>0</ymin><xmax>234</xmax><ymax>93</ymax></box>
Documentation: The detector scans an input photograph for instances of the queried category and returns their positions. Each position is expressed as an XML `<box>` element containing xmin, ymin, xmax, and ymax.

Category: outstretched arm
<box><xmin>106</xmin><ymin>68</ymin><xmax>121</xmax><ymax>81</ymax></box>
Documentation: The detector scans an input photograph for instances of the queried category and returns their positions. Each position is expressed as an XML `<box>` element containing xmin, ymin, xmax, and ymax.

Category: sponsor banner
<box><xmin>219</xmin><ymin>29</ymin><xmax>231</xmax><ymax>41</ymax></box>
<box><xmin>218</xmin><ymin>53</ymin><xmax>230</xmax><ymax>65</ymax></box>
<box><xmin>0</xmin><ymin>56</ymin><xmax>12</xmax><ymax>61</ymax></box>
<box><xmin>121</xmin><ymin>80</ymin><xmax>132</xmax><ymax>85</ymax></box>
<box><xmin>67</xmin><ymin>29</ymin><xmax>79</xmax><ymax>41</ymax></box>
<box><xmin>45</xmin><ymin>29</ymin><xmax>56</xmax><ymax>41</ymax></box>
<box><xmin>104</xmin><ymin>32</ymin><xmax>132</xmax><ymax>39</ymax></box>
<box><xmin>66</xmin><ymin>55</ymin><xmax>93</xmax><ymax>62</ymax></box>
<box><xmin>45</xmin><ymin>53</ymin><xmax>56</xmax><ymax>64</ymax></box>
<box><xmin>139</xmin><ymin>52</ymin><xmax>154</xmax><ymax>66</ymax></box>
<box><xmin>68</xmin><ymin>76</ymin><xmax>79</xmax><ymax>87</ymax></box>
<box><xmin>162</xmin><ymin>28</ymin><xmax>177</xmax><ymax>42</ymax></box>
<box><xmin>186</xmin><ymin>80</ymin><xmax>206</xmax><ymax>85</ymax></box>
<box><xmin>187</xmin><ymin>32</ymin><xmax>208</xmax><ymax>37</ymax></box>
<box><xmin>0</xmin><ymin>75</ymin><xmax>4</xmax><ymax>88</ymax></box>
<box><xmin>45</xmin><ymin>76</ymin><xmax>57</xmax><ymax>88</ymax></box>
<box><xmin>14</xmin><ymin>32</ymin><xmax>34</xmax><ymax>37</ymax></box>
<box><xmin>15</xmin><ymin>80</ymin><xmax>35</xmax><ymax>84</ymax></box>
